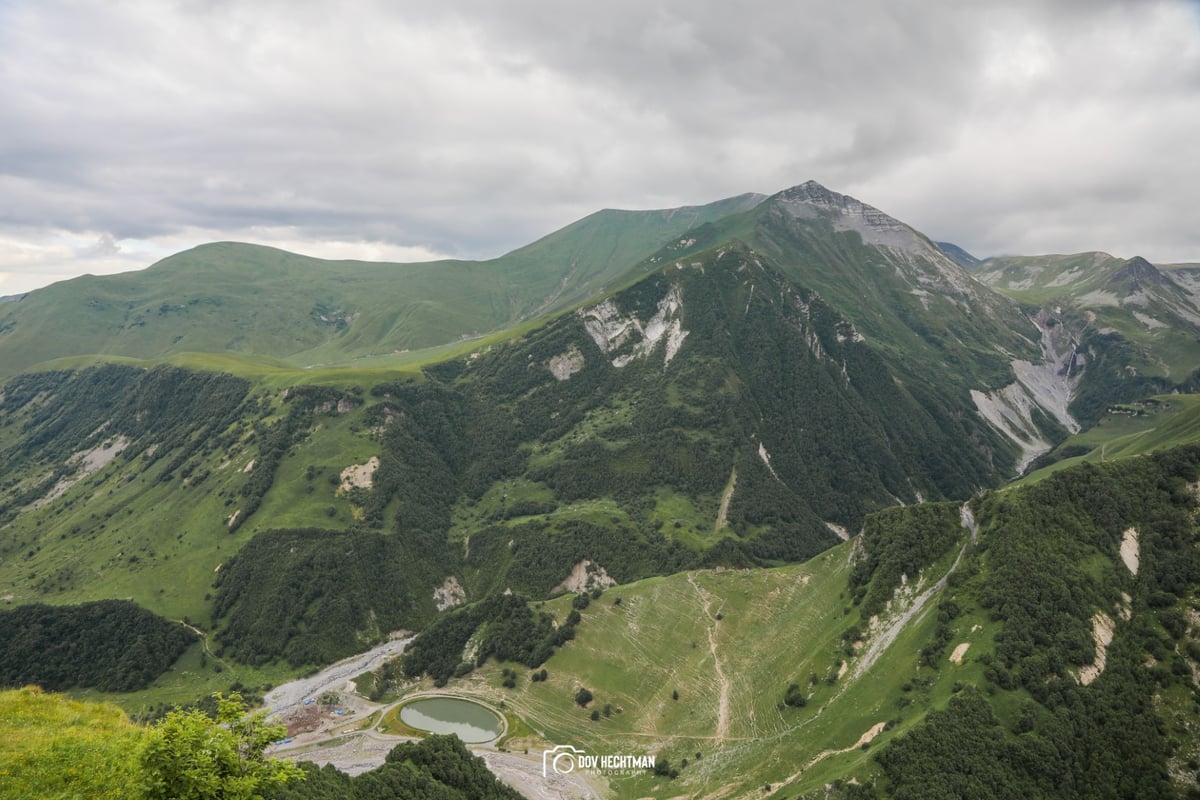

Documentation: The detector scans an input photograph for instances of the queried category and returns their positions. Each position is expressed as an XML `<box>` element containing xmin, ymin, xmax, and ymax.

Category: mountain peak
<box><xmin>772</xmin><ymin>181</ymin><xmax>924</xmax><ymax>252</ymax></box>
<box><xmin>780</xmin><ymin>179</ymin><xmax>840</xmax><ymax>202</ymax></box>
<box><xmin>1108</xmin><ymin>255</ymin><xmax>1169</xmax><ymax>291</ymax></box>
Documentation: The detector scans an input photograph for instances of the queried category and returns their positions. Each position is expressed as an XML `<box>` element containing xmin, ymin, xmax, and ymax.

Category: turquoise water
<box><xmin>399</xmin><ymin>697</ymin><xmax>503</xmax><ymax>743</ymax></box>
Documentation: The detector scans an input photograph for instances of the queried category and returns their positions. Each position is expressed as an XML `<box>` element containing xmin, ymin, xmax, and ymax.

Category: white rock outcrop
<box><xmin>971</xmin><ymin>315</ymin><xmax>1081</xmax><ymax>473</ymax></box>
<box><xmin>580</xmin><ymin>284</ymin><xmax>689</xmax><ymax>368</ymax></box>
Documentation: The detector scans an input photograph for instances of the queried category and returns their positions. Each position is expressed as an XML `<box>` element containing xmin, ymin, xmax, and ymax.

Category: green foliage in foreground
<box><xmin>268</xmin><ymin>735</ymin><xmax>524</xmax><ymax>800</ymax></box>
<box><xmin>0</xmin><ymin>599</ymin><xmax>196</xmax><ymax>692</ymax></box>
<box><xmin>139</xmin><ymin>692</ymin><xmax>303</xmax><ymax>800</ymax></box>
<box><xmin>0</xmin><ymin>688</ymin><xmax>304</xmax><ymax>800</ymax></box>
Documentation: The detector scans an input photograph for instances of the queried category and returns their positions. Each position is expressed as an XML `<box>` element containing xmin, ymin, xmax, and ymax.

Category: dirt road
<box><xmin>264</xmin><ymin>633</ymin><xmax>413</xmax><ymax>716</ymax></box>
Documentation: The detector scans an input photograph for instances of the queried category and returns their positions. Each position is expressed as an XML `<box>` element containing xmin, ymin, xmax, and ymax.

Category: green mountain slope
<box><xmin>652</xmin><ymin>181</ymin><xmax>1080</xmax><ymax>472</ymax></box>
<box><xmin>410</xmin><ymin>446</ymin><xmax>1200</xmax><ymax>799</ymax></box>
<box><xmin>2</xmin><ymin>182</ymin><xmax>1199</xmax><ymax>798</ymax></box>
<box><xmin>1015</xmin><ymin>393</ymin><xmax>1200</xmax><ymax>486</ymax></box>
<box><xmin>0</xmin><ymin>194</ymin><xmax>763</xmax><ymax>378</ymax></box>
<box><xmin>0</xmin><ymin>237</ymin><xmax>1026</xmax><ymax>679</ymax></box>
<box><xmin>977</xmin><ymin>252</ymin><xmax>1200</xmax><ymax>423</ymax></box>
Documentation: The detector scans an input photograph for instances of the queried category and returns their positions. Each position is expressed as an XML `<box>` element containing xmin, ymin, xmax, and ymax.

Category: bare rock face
<box><xmin>579</xmin><ymin>283</ymin><xmax>689</xmax><ymax>368</ymax></box>
<box><xmin>433</xmin><ymin>576</ymin><xmax>466</xmax><ymax>611</ymax></box>
<box><xmin>773</xmin><ymin>181</ymin><xmax>991</xmax><ymax>303</ymax></box>
<box><xmin>548</xmin><ymin>345</ymin><xmax>585</xmax><ymax>381</ymax></box>
<box><xmin>970</xmin><ymin>312</ymin><xmax>1082</xmax><ymax>474</ymax></box>
<box><xmin>553</xmin><ymin>560</ymin><xmax>617</xmax><ymax>594</ymax></box>
<box><xmin>778</xmin><ymin>181</ymin><xmax>919</xmax><ymax>250</ymax></box>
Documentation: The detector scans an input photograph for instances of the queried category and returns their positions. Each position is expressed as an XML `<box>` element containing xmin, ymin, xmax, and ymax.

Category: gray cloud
<box><xmin>1</xmin><ymin>0</ymin><xmax>1199</xmax><ymax>293</ymax></box>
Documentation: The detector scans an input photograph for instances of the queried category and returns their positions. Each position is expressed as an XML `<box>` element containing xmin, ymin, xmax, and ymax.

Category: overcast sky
<box><xmin>2</xmin><ymin>1</ymin><xmax>1199</xmax><ymax>294</ymax></box>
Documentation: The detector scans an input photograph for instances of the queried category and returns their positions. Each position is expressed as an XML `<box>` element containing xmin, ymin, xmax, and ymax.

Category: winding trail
<box><xmin>688</xmin><ymin>573</ymin><xmax>731</xmax><ymax>741</ymax></box>
<box><xmin>176</xmin><ymin>619</ymin><xmax>229</xmax><ymax>670</ymax></box>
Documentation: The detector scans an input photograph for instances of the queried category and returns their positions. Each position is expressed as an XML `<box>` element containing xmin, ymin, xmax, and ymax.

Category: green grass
<box><xmin>1014</xmin><ymin>394</ymin><xmax>1200</xmax><ymax>487</ymax></box>
<box><xmin>74</xmin><ymin>641</ymin><xmax>301</xmax><ymax>717</ymax></box>
<box><xmin>0</xmin><ymin>194</ymin><xmax>765</xmax><ymax>379</ymax></box>
<box><xmin>426</xmin><ymin>534</ymin><xmax>992</xmax><ymax>798</ymax></box>
<box><xmin>0</xmin><ymin>686</ymin><xmax>143</xmax><ymax>799</ymax></box>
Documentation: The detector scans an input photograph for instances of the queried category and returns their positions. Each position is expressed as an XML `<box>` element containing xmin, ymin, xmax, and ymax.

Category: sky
<box><xmin>2</xmin><ymin>0</ymin><xmax>1200</xmax><ymax>294</ymax></box>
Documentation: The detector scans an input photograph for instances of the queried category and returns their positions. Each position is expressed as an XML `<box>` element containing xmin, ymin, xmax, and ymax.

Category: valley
<box><xmin>1</xmin><ymin>182</ymin><xmax>1199</xmax><ymax>799</ymax></box>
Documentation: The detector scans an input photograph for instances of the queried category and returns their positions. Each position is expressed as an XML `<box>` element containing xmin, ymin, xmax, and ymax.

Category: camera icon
<box><xmin>542</xmin><ymin>744</ymin><xmax>586</xmax><ymax>776</ymax></box>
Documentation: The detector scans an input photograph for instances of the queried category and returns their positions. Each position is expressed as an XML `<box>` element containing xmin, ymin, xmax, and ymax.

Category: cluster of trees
<box><xmin>976</xmin><ymin>447</ymin><xmax>1200</xmax><ymax>697</ymax></box>
<box><xmin>465</xmin><ymin>519</ymin><xmax>694</xmax><ymax>597</ymax></box>
<box><xmin>865</xmin><ymin>446</ymin><xmax>1200</xmax><ymax>798</ymax></box>
<box><xmin>401</xmin><ymin>594</ymin><xmax>568</xmax><ymax>685</ymax></box>
<box><xmin>140</xmin><ymin>692</ymin><xmax>302</xmax><ymax>800</ymax></box>
<box><xmin>0</xmin><ymin>600</ymin><xmax>195</xmax><ymax>692</ymax></box>
<box><xmin>848</xmin><ymin>502</ymin><xmax>963</xmax><ymax>619</ymax></box>
<box><xmin>212</xmin><ymin>528</ymin><xmax>441</xmax><ymax>666</ymax></box>
<box><xmin>268</xmin><ymin>734</ymin><xmax>523</xmax><ymax>800</ymax></box>
<box><xmin>0</xmin><ymin>365</ymin><xmax>251</xmax><ymax>525</ymax></box>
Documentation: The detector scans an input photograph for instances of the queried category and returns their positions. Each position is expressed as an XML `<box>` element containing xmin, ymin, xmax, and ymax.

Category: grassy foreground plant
<box><xmin>138</xmin><ymin>692</ymin><xmax>303</xmax><ymax>800</ymax></box>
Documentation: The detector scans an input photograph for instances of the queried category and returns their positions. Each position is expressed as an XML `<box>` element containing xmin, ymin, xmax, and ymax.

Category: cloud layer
<box><xmin>2</xmin><ymin>0</ymin><xmax>1199</xmax><ymax>293</ymax></box>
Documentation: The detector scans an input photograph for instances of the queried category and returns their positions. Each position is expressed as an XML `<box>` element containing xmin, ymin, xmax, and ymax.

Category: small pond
<box><xmin>399</xmin><ymin>696</ymin><xmax>503</xmax><ymax>743</ymax></box>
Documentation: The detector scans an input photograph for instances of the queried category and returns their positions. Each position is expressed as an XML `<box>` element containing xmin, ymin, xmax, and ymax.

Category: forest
<box><xmin>267</xmin><ymin>735</ymin><xmax>523</xmax><ymax>800</ymax></box>
<box><xmin>0</xmin><ymin>599</ymin><xmax>195</xmax><ymax>692</ymax></box>
<box><xmin>852</xmin><ymin>445</ymin><xmax>1200</xmax><ymax>799</ymax></box>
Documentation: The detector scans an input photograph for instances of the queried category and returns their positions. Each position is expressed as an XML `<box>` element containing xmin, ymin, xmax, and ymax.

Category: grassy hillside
<box><xmin>1016</xmin><ymin>393</ymin><xmax>1200</xmax><ymax>486</ymax></box>
<box><xmin>0</xmin><ymin>195</ymin><xmax>764</xmax><ymax>378</ymax></box>
<box><xmin>396</xmin><ymin>446</ymin><xmax>1200</xmax><ymax>798</ymax></box>
<box><xmin>0</xmin><ymin>686</ymin><xmax>142</xmax><ymax>799</ymax></box>
<box><xmin>0</xmin><ymin>237</ymin><xmax>1033</xmax><ymax>694</ymax></box>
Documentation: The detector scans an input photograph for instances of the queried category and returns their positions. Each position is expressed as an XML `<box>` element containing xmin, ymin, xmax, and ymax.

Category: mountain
<box><xmin>420</xmin><ymin>445</ymin><xmax>1199</xmax><ymax>798</ymax></box>
<box><xmin>976</xmin><ymin>252</ymin><xmax>1200</xmax><ymax>423</ymax></box>
<box><xmin>934</xmin><ymin>240</ymin><xmax>982</xmax><ymax>269</ymax></box>
<box><xmin>0</xmin><ymin>181</ymin><xmax>1147</xmax><ymax>665</ymax></box>
<box><xmin>0</xmin><ymin>194</ymin><xmax>764</xmax><ymax>378</ymax></box>
<box><xmin>3</xmin><ymin>181</ymin><xmax>1200</xmax><ymax>797</ymax></box>
<box><xmin>648</xmin><ymin>180</ymin><xmax>1081</xmax><ymax>470</ymax></box>
<box><xmin>0</xmin><ymin>238</ymin><xmax>1025</xmax><ymax>669</ymax></box>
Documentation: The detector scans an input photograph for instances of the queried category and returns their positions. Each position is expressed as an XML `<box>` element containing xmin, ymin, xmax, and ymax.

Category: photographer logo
<box><xmin>542</xmin><ymin>743</ymin><xmax>655</xmax><ymax>777</ymax></box>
